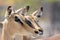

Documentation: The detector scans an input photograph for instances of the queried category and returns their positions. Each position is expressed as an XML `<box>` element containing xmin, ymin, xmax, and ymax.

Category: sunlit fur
<box><xmin>1</xmin><ymin>6</ymin><xmax>43</xmax><ymax>40</ymax></box>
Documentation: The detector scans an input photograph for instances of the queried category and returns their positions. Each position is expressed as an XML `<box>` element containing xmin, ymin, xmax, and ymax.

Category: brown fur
<box><xmin>1</xmin><ymin>6</ymin><xmax>43</xmax><ymax>40</ymax></box>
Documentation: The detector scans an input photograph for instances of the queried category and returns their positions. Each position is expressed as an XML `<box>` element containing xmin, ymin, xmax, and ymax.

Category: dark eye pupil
<box><xmin>15</xmin><ymin>16</ymin><xmax>23</xmax><ymax>25</ymax></box>
<box><xmin>25</xmin><ymin>19</ymin><xmax>34</xmax><ymax>28</ymax></box>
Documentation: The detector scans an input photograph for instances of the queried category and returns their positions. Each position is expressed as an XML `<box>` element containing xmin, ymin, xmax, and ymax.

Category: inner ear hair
<box><xmin>7</xmin><ymin>6</ymin><xmax>12</xmax><ymax>15</ymax></box>
<box><xmin>26</xmin><ymin>6</ymin><xmax>30</xmax><ymax>12</ymax></box>
<box><xmin>41</xmin><ymin>7</ymin><xmax>43</xmax><ymax>12</ymax></box>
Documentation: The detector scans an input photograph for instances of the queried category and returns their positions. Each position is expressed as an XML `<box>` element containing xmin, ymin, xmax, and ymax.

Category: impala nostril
<box><xmin>38</xmin><ymin>29</ymin><xmax>43</xmax><ymax>35</ymax></box>
<box><xmin>39</xmin><ymin>29</ymin><xmax>43</xmax><ymax>32</ymax></box>
<box><xmin>34</xmin><ymin>31</ymin><xmax>39</xmax><ymax>34</ymax></box>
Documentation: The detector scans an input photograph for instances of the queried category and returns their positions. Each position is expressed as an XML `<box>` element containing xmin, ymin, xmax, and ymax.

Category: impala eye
<box><xmin>15</xmin><ymin>16</ymin><xmax>23</xmax><ymax>25</ymax></box>
<box><xmin>25</xmin><ymin>18</ymin><xmax>34</xmax><ymax>28</ymax></box>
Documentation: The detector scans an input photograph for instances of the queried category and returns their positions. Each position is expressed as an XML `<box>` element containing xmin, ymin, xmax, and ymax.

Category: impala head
<box><xmin>24</xmin><ymin>7</ymin><xmax>43</xmax><ymax>35</ymax></box>
<box><xmin>5</xmin><ymin>6</ymin><xmax>43</xmax><ymax>35</ymax></box>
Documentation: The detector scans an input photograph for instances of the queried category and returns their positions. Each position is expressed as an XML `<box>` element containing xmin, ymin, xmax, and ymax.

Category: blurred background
<box><xmin>0</xmin><ymin>0</ymin><xmax>60</xmax><ymax>39</ymax></box>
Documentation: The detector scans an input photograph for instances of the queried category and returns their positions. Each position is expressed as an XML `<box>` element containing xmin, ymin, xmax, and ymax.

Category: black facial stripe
<box><xmin>15</xmin><ymin>16</ymin><xmax>23</xmax><ymax>25</ymax></box>
<box><xmin>25</xmin><ymin>18</ymin><xmax>34</xmax><ymax>28</ymax></box>
<box><xmin>34</xmin><ymin>20</ymin><xmax>40</xmax><ymax>27</ymax></box>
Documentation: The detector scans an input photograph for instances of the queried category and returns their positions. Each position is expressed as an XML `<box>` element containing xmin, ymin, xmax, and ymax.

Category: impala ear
<box><xmin>15</xmin><ymin>6</ymin><xmax>29</xmax><ymax>16</ymax></box>
<box><xmin>5</xmin><ymin>6</ymin><xmax>14</xmax><ymax>18</ymax></box>
<box><xmin>32</xmin><ymin>7</ymin><xmax>43</xmax><ymax>18</ymax></box>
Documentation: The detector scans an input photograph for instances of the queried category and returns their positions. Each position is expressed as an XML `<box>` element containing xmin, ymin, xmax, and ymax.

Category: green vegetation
<box><xmin>0</xmin><ymin>0</ymin><xmax>41</xmax><ymax>16</ymax></box>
